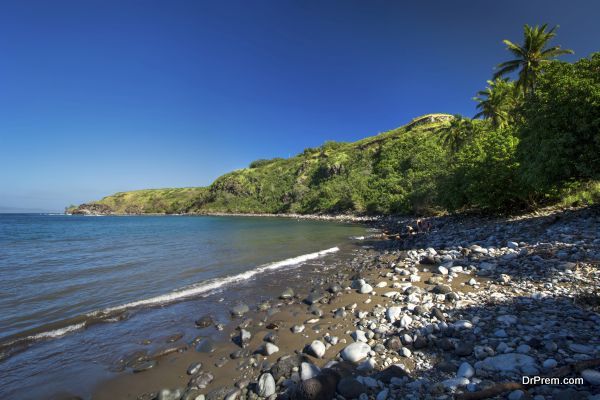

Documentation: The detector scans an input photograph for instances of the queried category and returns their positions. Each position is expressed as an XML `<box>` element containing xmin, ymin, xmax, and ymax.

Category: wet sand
<box><xmin>93</xmin><ymin>244</ymin><xmax>479</xmax><ymax>399</ymax></box>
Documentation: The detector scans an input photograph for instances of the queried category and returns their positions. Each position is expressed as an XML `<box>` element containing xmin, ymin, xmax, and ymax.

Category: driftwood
<box><xmin>455</xmin><ymin>358</ymin><xmax>600</xmax><ymax>400</ymax></box>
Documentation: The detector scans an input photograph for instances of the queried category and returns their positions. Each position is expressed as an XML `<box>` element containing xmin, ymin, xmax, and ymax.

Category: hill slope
<box><xmin>70</xmin><ymin>114</ymin><xmax>454</xmax><ymax>215</ymax></box>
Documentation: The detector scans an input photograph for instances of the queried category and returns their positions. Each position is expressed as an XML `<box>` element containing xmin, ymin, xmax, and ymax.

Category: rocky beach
<box><xmin>92</xmin><ymin>205</ymin><xmax>600</xmax><ymax>400</ymax></box>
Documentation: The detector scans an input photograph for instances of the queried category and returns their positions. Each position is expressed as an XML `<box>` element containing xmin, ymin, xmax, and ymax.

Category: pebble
<box><xmin>300</xmin><ymin>362</ymin><xmax>320</xmax><ymax>380</ymax></box>
<box><xmin>256</xmin><ymin>373</ymin><xmax>276</xmax><ymax>397</ymax></box>
<box><xmin>230</xmin><ymin>303</ymin><xmax>249</xmax><ymax>317</ymax></box>
<box><xmin>581</xmin><ymin>369</ymin><xmax>600</xmax><ymax>385</ymax></box>
<box><xmin>340</xmin><ymin>342</ymin><xmax>371</xmax><ymax>362</ymax></box>
<box><xmin>508</xmin><ymin>390</ymin><xmax>525</xmax><ymax>400</ymax></box>
<box><xmin>457</xmin><ymin>362</ymin><xmax>475</xmax><ymax>378</ymax></box>
<box><xmin>186</xmin><ymin>361</ymin><xmax>202</xmax><ymax>375</ymax></box>
<box><xmin>307</xmin><ymin>340</ymin><xmax>326</xmax><ymax>358</ymax></box>
<box><xmin>359</xmin><ymin>283</ymin><xmax>373</xmax><ymax>294</ymax></box>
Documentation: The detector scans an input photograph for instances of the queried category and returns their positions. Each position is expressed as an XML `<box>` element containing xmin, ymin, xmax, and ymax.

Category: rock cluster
<box><xmin>140</xmin><ymin>206</ymin><xmax>600</xmax><ymax>400</ymax></box>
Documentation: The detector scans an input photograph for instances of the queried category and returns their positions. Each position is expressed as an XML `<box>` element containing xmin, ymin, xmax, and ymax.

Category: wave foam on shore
<box><xmin>0</xmin><ymin>246</ymin><xmax>340</xmax><ymax>360</ymax></box>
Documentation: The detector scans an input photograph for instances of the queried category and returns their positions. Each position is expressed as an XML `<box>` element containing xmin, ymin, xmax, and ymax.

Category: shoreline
<box><xmin>90</xmin><ymin>205</ymin><xmax>600</xmax><ymax>400</ymax></box>
<box><xmin>67</xmin><ymin>211</ymin><xmax>383</xmax><ymax>223</ymax></box>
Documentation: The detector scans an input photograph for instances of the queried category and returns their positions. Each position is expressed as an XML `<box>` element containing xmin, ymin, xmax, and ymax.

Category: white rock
<box><xmin>257</xmin><ymin>373</ymin><xmax>276</xmax><ymax>397</ymax></box>
<box><xmin>264</xmin><ymin>342</ymin><xmax>279</xmax><ymax>355</ymax></box>
<box><xmin>437</xmin><ymin>266</ymin><xmax>449</xmax><ymax>275</ymax></box>
<box><xmin>507</xmin><ymin>241</ymin><xmax>519</xmax><ymax>249</ymax></box>
<box><xmin>326</xmin><ymin>336</ymin><xmax>339</xmax><ymax>345</ymax></box>
<box><xmin>357</xmin><ymin>357</ymin><xmax>376</xmax><ymax>371</ymax></box>
<box><xmin>300</xmin><ymin>362</ymin><xmax>320</xmax><ymax>380</ymax></box>
<box><xmin>467</xmin><ymin>278</ymin><xmax>477</xmax><ymax>286</ymax></box>
<box><xmin>453</xmin><ymin>320</ymin><xmax>473</xmax><ymax>329</ymax></box>
<box><xmin>352</xmin><ymin>330</ymin><xmax>368</xmax><ymax>343</ymax></box>
<box><xmin>477</xmin><ymin>353</ymin><xmax>537</xmax><ymax>373</ymax></box>
<box><xmin>386</xmin><ymin>306</ymin><xmax>403</xmax><ymax>323</ymax></box>
<box><xmin>400</xmin><ymin>347</ymin><xmax>412</xmax><ymax>357</ymax></box>
<box><xmin>340</xmin><ymin>342</ymin><xmax>371</xmax><ymax>363</ymax></box>
<box><xmin>376</xmin><ymin>281</ymin><xmax>388</xmax><ymax>288</ymax></box>
<box><xmin>383</xmin><ymin>291</ymin><xmax>401</xmax><ymax>298</ymax></box>
<box><xmin>581</xmin><ymin>369</ymin><xmax>600</xmax><ymax>385</ymax></box>
<box><xmin>457</xmin><ymin>362</ymin><xmax>475</xmax><ymax>378</ymax></box>
<box><xmin>399</xmin><ymin>315</ymin><xmax>413</xmax><ymax>329</ymax></box>
<box><xmin>359</xmin><ymin>284</ymin><xmax>373</xmax><ymax>294</ymax></box>
<box><xmin>308</xmin><ymin>340</ymin><xmax>326</xmax><ymax>358</ymax></box>
<box><xmin>441</xmin><ymin>377</ymin><xmax>469</xmax><ymax>390</ymax></box>
<box><xmin>409</xmin><ymin>274</ymin><xmax>421</xmax><ymax>282</ymax></box>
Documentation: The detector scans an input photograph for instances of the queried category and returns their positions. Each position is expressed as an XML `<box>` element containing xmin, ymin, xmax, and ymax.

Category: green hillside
<box><xmin>70</xmin><ymin>46</ymin><xmax>600</xmax><ymax>216</ymax></box>
<box><xmin>70</xmin><ymin>113</ymin><xmax>455</xmax><ymax>215</ymax></box>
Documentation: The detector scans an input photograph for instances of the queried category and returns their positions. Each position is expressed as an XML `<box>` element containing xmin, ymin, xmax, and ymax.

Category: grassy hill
<box><xmin>70</xmin><ymin>114</ymin><xmax>455</xmax><ymax>215</ymax></box>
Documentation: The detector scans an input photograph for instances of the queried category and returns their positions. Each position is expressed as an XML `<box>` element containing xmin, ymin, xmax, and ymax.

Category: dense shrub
<box><xmin>517</xmin><ymin>53</ymin><xmax>600</xmax><ymax>192</ymax></box>
<box><xmin>439</xmin><ymin>127</ymin><xmax>525</xmax><ymax>211</ymax></box>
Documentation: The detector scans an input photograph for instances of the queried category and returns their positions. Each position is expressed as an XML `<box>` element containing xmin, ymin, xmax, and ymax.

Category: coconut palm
<box><xmin>494</xmin><ymin>24</ymin><xmax>573</xmax><ymax>95</ymax></box>
<box><xmin>437</xmin><ymin>115</ymin><xmax>476</xmax><ymax>153</ymax></box>
<box><xmin>474</xmin><ymin>78</ymin><xmax>519</xmax><ymax>128</ymax></box>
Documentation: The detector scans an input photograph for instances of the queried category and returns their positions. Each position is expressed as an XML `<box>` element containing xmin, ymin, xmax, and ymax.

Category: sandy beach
<box><xmin>90</xmin><ymin>206</ymin><xmax>600</xmax><ymax>400</ymax></box>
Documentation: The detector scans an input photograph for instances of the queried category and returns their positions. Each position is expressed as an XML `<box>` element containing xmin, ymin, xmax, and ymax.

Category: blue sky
<box><xmin>1</xmin><ymin>1</ymin><xmax>598</xmax><ymax>212</ymax></box>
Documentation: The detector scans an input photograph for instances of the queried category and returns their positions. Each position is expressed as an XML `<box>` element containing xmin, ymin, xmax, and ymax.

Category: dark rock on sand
<box><xmin>455</xmin><ymin>341</ymin><xmax>474</xmax><ymax>356</ymax></box>
<box><xmin>289</xmin><ymin>369</ymin><xmax>340</xmax><ymax>400</ymax></box>
<box><xmin>280</xmin><ymin>288</ymin><xmax>295</xmax><ymax>299</ymax></box>
<box><xmin>271</xmin><ymin>354</ymin><xmax>306</xmax><ymax>380</ymax></box>
<box><xmin>230</xmin><ymin>349</ymin><xmax>251</xmax><ymax>359</ymax></box>
<box><xmin>336</xmin><ymin>376</ymin><xmax>366</xmax><ymax>399</ymax></box>
<box><xmin>304</xmin><ymin>290</ymin><xmax>327</xmax><ymax>305</ymax></box>
<box><xmin>165</xmin><ymin>332</ymin><xmax>184</xmax><ymax>343</ymax></box>
<box><xmin>195</xmin><ymin>315</ymin><xmax>213</xmax><ymax>328</ymax></box>
<box><xmin>430</xmin><ymin>307</ymin><xmax>445</xmax><ymax>321</ymax></box>
<box><xmin>187</xmin><ymin>361</ymin><xmax>202</xmax><ymax>375</ymax></box>
<box><xmin>420</xmin><ymin>255</ymin><xmax>437</xmax><ymax>265</ymax></box>
<box><xmin>431</xmin><ymin>284</ymin><xmax>452</xmax><ymax>294</ymax></box>
<box><xmin>188</xmin><ymin>371</ymin><xmax>214</xmax><ymax>389</ymax></box>
<box><xmin>195</xmin><ymin>338</ymin><xmax>216</xmax><ymax>353</ymax></box>
<box><xmin>385</xmin><ymin>336</ymin><xmax>403</xmax><ymax>351</ymax></box>
<box><xmin>373</xmin><ymin>365</ymin><xmax>409</xmax><ymax>383</ymax></box>
<box><xmin>230</xmin><ymin>303</ymin><xmax>250</xmax><ymax>317</ymax></box>
<box><xmin>151</xmin><ymin>345</ymin><xmax>187</xmax><ymax>359</ymax></box>
<box><xmin>131</xmin><ymin>359</ymin><xmax>157</xmax><ymax>373</ymax></box>
<box><xmin>264</xmin><ymin>332</ymin><xmax>279</xmax><ymax>344</ymax></box>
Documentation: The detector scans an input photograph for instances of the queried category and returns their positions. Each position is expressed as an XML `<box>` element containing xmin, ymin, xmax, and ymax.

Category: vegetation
<box><xmin>71</xmin><ymin>25</ymin><xmax>599</xmax><ymax>216</ymax></box>
<box><xmin>494</xmin><ymin>24</ymin><xmax>573</xmax><ymax>95</ymax></box>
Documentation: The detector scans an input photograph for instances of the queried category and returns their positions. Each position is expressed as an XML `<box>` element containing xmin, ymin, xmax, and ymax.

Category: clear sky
<box><xmin>1</xmin><ymin>0</ymin><xmax>598</xmax><ymax>212</ymax></box>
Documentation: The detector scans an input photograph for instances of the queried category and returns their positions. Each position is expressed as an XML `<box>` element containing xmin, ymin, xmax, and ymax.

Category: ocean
<box><xmin>0</xmin><ymin>213</ymin><xmax>366</xmax><ymax>399</ymax></box>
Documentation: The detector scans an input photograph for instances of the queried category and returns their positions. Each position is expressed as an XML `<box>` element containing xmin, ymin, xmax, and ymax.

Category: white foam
<box><xmin>29</xmin><ymin>322</ymin><xmax>86</xmax><ymax>340</ymax></box>
<box><xmin>350</xmin><ymin>235</ymin><xmax>366</xmax><ymax>240</ymax></box>
<box><xmin>3</xmin><ymin>247</ymin><xmax>340</xmax><ymax>351</ymax></box>
<box><xmin>95</xmin><ymin>246</ymin><xmax>340</xmax><ymax>315</ymax></box>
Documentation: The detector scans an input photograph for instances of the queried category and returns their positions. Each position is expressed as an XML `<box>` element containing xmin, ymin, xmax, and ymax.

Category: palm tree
<box><xmin>474</xmin><ymin>78</ymin><xmax>519</xmax><ymax>128</ymax></box>
<box><xmin>494</xmin><ymin>24</ymin><xmax>573</xmax><ymax>95</ymax></box>
<box><xmin>437</xmin><ymin>115</ymin><xmax>476</xmax><ymax>153</ymax></box>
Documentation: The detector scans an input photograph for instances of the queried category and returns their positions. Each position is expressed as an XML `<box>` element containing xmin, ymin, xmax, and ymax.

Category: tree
<box><xmin>474</xmin><ymin>78</ymin><xmax>519</xmax><ymax>128</ymax></box>
<box><xmin>517</xmin><ymin>53</ymin><xmax>600</xmax><ymax>191</ymax></box>
<box><xmin>494</xmin><ymin>24</ymin><xmax>573</xmax><ymax>95</ymax></box>
<box><xmin>436</xmin><ymin>115</ymin><xmax>478</xmax><ymax>153</ymax></box>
